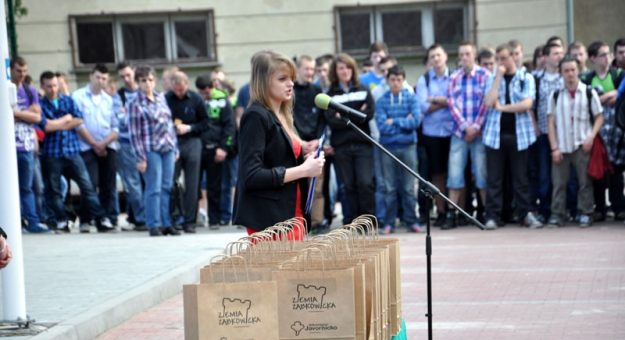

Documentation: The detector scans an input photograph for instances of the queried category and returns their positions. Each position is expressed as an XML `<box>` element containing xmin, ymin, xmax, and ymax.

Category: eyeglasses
<box><xmin>496</xmin><ymin>55</ymin><xmax>510</xmax><ymax>61</ymax></box>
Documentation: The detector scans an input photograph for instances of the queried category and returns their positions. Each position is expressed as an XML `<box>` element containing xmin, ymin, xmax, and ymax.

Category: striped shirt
<box><xmin>482</xmin><ymin>69</ymin><xmax>537</xmax><ymax>151</ymax></box>
<box><xmin>547</xmin><ymin>82</ymin><xmax>602</xmax><ymax>154</ymax></box>
<box><xmin>128</xmin><ymin>91</ymin><xmax>178</xmax><ymax>162</ymax></box>
<box><xmin>447</xmin><ymin>65</ymin><xmax>491</xmax><ymax>139</ymax></box>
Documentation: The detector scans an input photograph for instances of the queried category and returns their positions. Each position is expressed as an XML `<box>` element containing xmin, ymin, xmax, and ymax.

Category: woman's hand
<box><xmin>301</xmin><ymin>151</ymin><xmax>325</xmax><ymax>177</ymax></box>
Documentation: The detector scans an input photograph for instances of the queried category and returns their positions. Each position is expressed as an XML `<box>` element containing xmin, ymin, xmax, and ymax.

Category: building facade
<box><xmin>11</xmin><ymin>0</ymin><xmax>622</xmax><ymax>91</ymax></box>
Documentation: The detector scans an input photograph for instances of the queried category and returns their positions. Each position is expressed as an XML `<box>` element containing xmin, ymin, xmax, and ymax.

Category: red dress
<box><xmin>246</xmin><ymin>135</ymin><xmax>304</xmax><ymax>240</ymax></box>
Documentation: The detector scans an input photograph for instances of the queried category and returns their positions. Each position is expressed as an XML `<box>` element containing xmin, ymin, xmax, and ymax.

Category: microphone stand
<box><xmin>337</xmin><ymin>115</ymin><xmax>485</xmax><ymax>340</ymax></box>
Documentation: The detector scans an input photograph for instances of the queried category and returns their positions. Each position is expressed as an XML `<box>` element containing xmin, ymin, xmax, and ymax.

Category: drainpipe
<box><xmin>566</xmin><ymin>0</ymin><xmax>574</xmax><ymax>44</ymax></box>
<box><xmin>6</xmin><ymin>0</ymin><xmax>17</xmax><ymax>56</ymax></box>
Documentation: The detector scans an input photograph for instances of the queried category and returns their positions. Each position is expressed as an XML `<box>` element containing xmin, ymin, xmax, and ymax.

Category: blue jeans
<box><xmin>220</xmin><ymin>155</ymin><xmax>238</xmax><ymax>223</ymax></box>
<box><xmin>41</xmin><ymin>155</ymin><xmax>106</xmax><ymax>225</ymax></box>
<box><xmin>447</xmin><ymin>136</ymin><xmax>487</xmax><ymax>189</ymax></box>
<box><xmin>117</xmin><ymin>141</ymin><xmax>145</xmax><ymax>224</ymax></box>
<box><xmin>144</xmin><ymin>151</ymin><xmax>175</xmax><ymax>228</ymax></box>
<box><xmin>17</xmin><ymin>151</ymin><xmax>40</xmax><ymax>226</ymax></box>
<box><xmin>381</xmin><ymin>145</ymin><xmax>418</xmax><ymax>226</ymax></box>
<box><xmin>529</xmin><ymin>134</ymin><xmax>551</xmax><ymax>217</ymax></box>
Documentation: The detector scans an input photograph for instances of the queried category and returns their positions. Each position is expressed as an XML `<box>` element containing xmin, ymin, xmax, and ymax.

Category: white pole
<box><xmin>0</xmin><ymin>0</ymin><xmax>28</xmax><ymax>323</ymax></box>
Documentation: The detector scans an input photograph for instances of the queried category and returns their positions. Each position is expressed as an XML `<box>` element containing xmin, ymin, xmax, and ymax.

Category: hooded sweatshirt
<box><xmin>375</xmin><ymin>88</ymin><xmax>421</xmax><ymax>148</ymax></box>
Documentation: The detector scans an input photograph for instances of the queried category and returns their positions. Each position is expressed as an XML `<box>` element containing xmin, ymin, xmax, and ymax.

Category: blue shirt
<box><xmin>375</xmin><ymin>88</ymin><xmax>421</xmax><ymax>147</ymax></box>
<box><xmin>39</xmin><ymin>94</ymin><xmax>83</xmax><ymax>159</ymax></box>
<box><xmin>359</xmin><ymin>71</ymin><xmax>385</xmax><ymax>90</ymax></box>
<box><xmin>236</xmin><ymin>83</ymin><xmax>251</xmax><ymax>109</ymax></box>
<box><xmin>72</xmin><ymin>85</ymin><xmax>119</xmax><ymax>152</ymax></box>
<box><xmin>482</xmin><ymin>69</ymin><xmax>537</xmax><ymax>151</ymax></box>
<box><xmin>416</xmin><ymin>68</ymin><xmax>454</xmax><ymax>137</ymax></box>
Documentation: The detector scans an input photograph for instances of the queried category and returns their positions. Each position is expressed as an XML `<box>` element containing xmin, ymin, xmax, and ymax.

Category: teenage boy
<box><xmin>359</xmin><ymin>41</ymin><xmax>389</xmax><ymax>89</ymax></box>
<box><xmin>376</xmin><ymin>65</ymin><xmax>422</xmax><ymax>234</ymax></box>
<box><xmin>115</xmin><ymin>62</ymin><xmax>146</xmax><ymax>230</ymax></box>
<box><xmin>72</xmin><ymin>64</ymin><xmax>119</xmax><ymax>232</ymax></box>
<box><xmin>39</xmin><ymin>72</ymin><xmax>114</xmax><ymax>233</ymax></box>
<box><xmin>10</xmin><ymin>56</ymin><xmax>49</xmax><ymax>233</ymax></box>
<box><xmin>483</xmin><ymin>44</ymin><xmax>542</xmax><ymax>229</ymax></box>
<box><xmin>547</xmin><ymin>57</ymin><xmax>603</xmax><ymax>228</ymax></box>
<box><xmin>416</xmin><ymin>44</ymin><xmax>453</xmax><ymax>227</ymax></box>
<box><xmin>196</xmin><ymin>74</ymin><xmax>235</xmax><ymax>230</ymax></box>
<box><xmin>612</xmin><ymin>38</ymin><xmax>625</xmax><ymax>70</ymax></box>
<box><xmin>530</xmin><ymin>43</ymin><xmax>564</xmax><ymax>221</ymax></box>
<box><xmin>582</xmin><ymin>41</ymin><xmax>625</xmax><ymax>221</ymax></box>
<box><xmin>445</xmin><ymin>41</ymin><xmax>490</xmax><ymax>230</ymax></box>
<box><xmin>568</xmin><ymin>42</ymin><xmax>591</xmax><ymax>76</ymax></box>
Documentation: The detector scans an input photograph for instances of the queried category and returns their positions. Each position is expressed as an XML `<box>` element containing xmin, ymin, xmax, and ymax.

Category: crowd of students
<box><xmin>10</xmin><ymin>35</ymin><xmax>625</xmax><ymax>237</ymax></box>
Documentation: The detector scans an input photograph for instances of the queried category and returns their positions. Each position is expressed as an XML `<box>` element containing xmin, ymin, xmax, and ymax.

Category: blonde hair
<box><xmin>250</xmin><ymin>50</ymin><xmax>297</xmax><ymax>131</ymax></box>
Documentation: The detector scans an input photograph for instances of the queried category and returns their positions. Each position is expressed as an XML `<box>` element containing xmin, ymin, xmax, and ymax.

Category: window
<box><xmin>71</xmin><ymin>11</ymin><xmax>216</xmax><ymax>67</ymax></box>
<box><xmin>336</xmin><ymin>2</ymin><xmax>468</xmax><ymax>56</ymax></box>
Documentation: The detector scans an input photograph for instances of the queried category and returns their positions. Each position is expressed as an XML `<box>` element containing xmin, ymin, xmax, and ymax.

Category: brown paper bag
<box><xmin>184</xmin><ymin>256</ymin><xmax>280</xmax><ymax>340</ymax></box>
<box><xmin>272</xmin><ymin>266</ymin><xmax>357</xmax><ymax>340</ymax></box>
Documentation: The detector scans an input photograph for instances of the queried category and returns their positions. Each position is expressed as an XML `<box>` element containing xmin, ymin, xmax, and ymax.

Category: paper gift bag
<box><xmin>272</xmin><ymin>267</ymin><xmax>356</xmax><ymax>340</ymax></box>
<box><xmin>183</xmin><ymin>280</ymin><xmax>279</xmax><ymax>340</ymax></box>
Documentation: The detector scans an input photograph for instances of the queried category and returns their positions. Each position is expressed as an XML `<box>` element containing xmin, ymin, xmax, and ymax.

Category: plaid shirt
<box><xmin>38</xmin><ymin>94</ymin><xmax>83</xmax><ymax>158</ymax></box>
<box><xmin>482</xmin><ymin>69</ymin><xmax>537</xmax><ymax>151</ymax></box>
<box><xmin>128</xmin><ymin>91</ymin><xmax>177</xmax><ymax>162</ymax></box>
<box><xmin>599</xmin><ymin>105</ymin><xmax>625</xmax><ymax>164</ymax></box>
<box><xmin>447</xmin><ymin>65</ymin><xmax>491</xmax><ymax>138</ymax></box>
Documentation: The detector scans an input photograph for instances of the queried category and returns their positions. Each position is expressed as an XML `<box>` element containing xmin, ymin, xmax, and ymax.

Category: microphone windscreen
<box><xmin>314</xmin><ymin>93</ymin><xmax>332</xmax><ymax>110</ymax></box>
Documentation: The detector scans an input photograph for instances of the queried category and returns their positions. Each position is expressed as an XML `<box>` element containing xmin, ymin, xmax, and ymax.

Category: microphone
<box><xmin>314</xmin><ymin>93</ymin><xmax>367</xmax><ymax>123</ymax></box>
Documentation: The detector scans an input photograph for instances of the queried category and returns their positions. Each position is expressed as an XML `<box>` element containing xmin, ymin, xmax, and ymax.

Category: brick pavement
<box><xmin>96</xmin><ymin>222</ymin><xmax>625</xmax><ymax>340</ymax></box>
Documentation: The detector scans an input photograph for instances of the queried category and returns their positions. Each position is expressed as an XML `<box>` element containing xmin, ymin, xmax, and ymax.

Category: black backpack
<box><xmin>553</xmin><ymin>87</ymin><xmax>594</xmax><ymax>122</ymax></box>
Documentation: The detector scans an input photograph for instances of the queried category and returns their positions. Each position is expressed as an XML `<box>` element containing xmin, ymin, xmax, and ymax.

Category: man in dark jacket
<box><xmin>195</xmin><ymin>75</ymin><xmax>235</xmax><ymax>230</ymax></box>
<box><xmin>165</xmin><ymin>72</ymin><xmax>209</xmax><ymax>233</ymax></box>
<box><xmin>293</xmin><ymin>56</ymin><xmax>326</xmax><ymax>231</ymax></box>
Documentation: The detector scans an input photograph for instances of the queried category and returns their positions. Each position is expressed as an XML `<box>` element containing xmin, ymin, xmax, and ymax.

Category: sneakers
<box><xmin>79</xmin><ymin>223</ymin><xmax>91</xmax><ymax>233</ymax></box>
<box><xmin>523</xmin><ymin>212</ymin><xmax>543</xmax><ymax>229</ymax></box>
<box><xmin>380</xmin><ymin>225</ymin><xmax>394</xmax><ymax>235</ymax></box>
<box><xmin>547</xmin><ymin>218</ymin><xmax>562</xmax><ymax>228</ymax></box>
<box><xmin>25</xmin><ymin>223</ymin><xmax>52</xmax><ymax>233</ymax></box>
<box><xmin>96</xmin><ymin>218</ymin><xmax>117</xmax><ymax>233</ymax></box>
<box><xmin>408</xmin><ymin>223</ymin><xmax>424</xmax><ymax>233</ymax></box>
<box><xmin>484</xmin><ymin>219</ymin><xmax>497</xmax><ymax>230</ymax></box>
<box><xmin>441</xmin><ymin>211</ymin><xmax>457</xmax><ymax>230</ymax></box>
<box><xmin>54</xmin><ymin>221</ymin><xmax>70</xmax><ymax>234</ymax></box>
<box><xmin>578</xmin><ymin>214</ymin><xmax>592</xmax><ymax>228</ymax></box>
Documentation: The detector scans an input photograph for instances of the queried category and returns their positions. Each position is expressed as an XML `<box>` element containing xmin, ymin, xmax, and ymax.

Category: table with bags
<box><xmin>183</xmin><ymin>215</ymin><xmax>408</xmax><ymax>340</ymax></box>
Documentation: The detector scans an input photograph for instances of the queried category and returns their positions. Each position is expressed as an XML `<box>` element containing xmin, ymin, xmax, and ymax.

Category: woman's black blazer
<box><xmin>233</xmin><ymin>103</ymin><xmax>310</xmax><ymax>231</ymax></box>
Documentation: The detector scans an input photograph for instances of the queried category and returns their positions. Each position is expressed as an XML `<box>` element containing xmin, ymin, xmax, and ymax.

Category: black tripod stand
<box><xmin>337</xmin><ymin>116</ymin><xmax>485</xmax><ymax>340</ymax></box>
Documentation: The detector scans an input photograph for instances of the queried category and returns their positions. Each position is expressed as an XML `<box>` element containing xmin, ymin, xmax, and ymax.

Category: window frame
<box><xmin>334</xmin><ymin>1</ymin><xmax>469</xmax><ymax>58</ymax></box>
<box><xmin>69</xmin><ymin>9</ymin><xmax>218</xmax><ymax>70</ymax></box>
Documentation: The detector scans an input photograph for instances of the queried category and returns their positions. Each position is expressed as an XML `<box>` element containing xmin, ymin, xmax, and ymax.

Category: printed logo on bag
<box><xmin>218</xmin><ymin>298</ymin><xmax>261</xmax><ymax>326</ymax></box>
<box><xmin>290</xmin><ymin>320</ymin><xmax>338</xmax><ymax>336</ymax></box>
<box><xmin>291</xmin><ymin>284</ymin><xmax>336</xmax><ymax>310</ymax></box>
